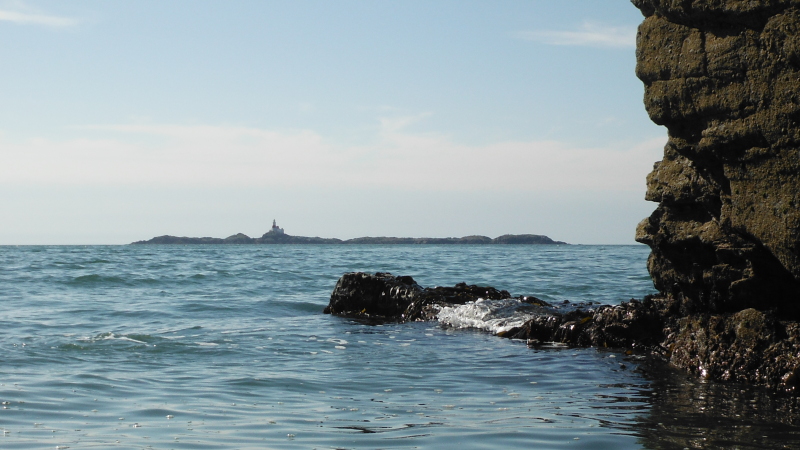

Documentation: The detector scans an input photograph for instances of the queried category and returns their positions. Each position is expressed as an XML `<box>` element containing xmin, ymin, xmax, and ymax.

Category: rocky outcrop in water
<box><xmin>132</xmin><ymin>233</ymin><xmax>567</xmax><ymax>245</ymax></box>
<box><xmin>325</xmin><ymin>273</ymin><xmax>667</xmax><ymax>349</ymax></box>
<box><xmin>513</xmin><ymin>294</ymin><xmax>800</xmax><ymax>392</ymax></box>
<box><xmin>325</xmin><ymin>273</ymin><xmax>800</xmax><ymax>392</ymax></box>
<box><xmin>324</xmin><ymin>272</ymin><xmax>542</xmax><ymax>322</ymax></box>
<box><xmin>626</xmin><ymin>0</ymin><xmax>800</xmax><ymax>391</ymax></box>
<box><xmin>633</xmin><ymin>0</ymin><xmax>800</xmax><ymax>317</ymax></box>
<box><xmin>130</xmin><ymin>233</ymin><xmax>343</xmax><ymax>245</ymax></box>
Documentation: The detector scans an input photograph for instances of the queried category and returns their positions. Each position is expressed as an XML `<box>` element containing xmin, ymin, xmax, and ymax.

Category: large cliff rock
<box><xmin>633</xmin><ymin>0</ymin><xmax>800</xmax><ymax>317</ymax></box>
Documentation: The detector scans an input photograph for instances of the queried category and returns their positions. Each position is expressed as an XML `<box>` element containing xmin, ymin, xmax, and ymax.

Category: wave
<box><xmin>78</xmin><ymin>332</ymin><xmax>152</xmax><ymax>345</ymax></box>
<box><xmin>69</xmin><ymin>274</ymin><xmax>128</xmax><ymax>285</ymax></box>
<box><xmin>85</xmin><ymin>259</ymin><xmax>111</xmax><ymax>264</ymax></box>
<box><xmin>66</xmin><ymin>274</ymin><xmax>160</xmax><ymax>287</ymax></box>
<box><xmin>436</xmin><ymin>298</ymin><xmax>552</xmax><ymax>335</ymax></box>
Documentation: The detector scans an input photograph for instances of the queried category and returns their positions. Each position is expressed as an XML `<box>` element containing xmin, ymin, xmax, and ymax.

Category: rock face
<box><xmin>633</xmin><ymin>0</ymin><xmax>800</xmax><ymax>317</ymax></box>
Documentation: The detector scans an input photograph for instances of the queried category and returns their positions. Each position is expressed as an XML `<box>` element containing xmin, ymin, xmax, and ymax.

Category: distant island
<box><xmin>131</xmin><ymin>220</ymin><xmax>567</xmax><ymax>245</ymax></box>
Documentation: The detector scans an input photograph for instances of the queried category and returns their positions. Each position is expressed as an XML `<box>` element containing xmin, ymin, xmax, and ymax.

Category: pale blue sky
<box><xmin>0</xmin><ymin>1</ymin><xmax>664</xmax><ymax>244</ymax></box>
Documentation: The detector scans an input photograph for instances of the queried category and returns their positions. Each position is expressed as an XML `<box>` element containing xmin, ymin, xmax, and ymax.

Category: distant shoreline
<box><xmin>131</xmin><ymin>233</ymin><xmax>568</xmax><ymax>245</ymax></box>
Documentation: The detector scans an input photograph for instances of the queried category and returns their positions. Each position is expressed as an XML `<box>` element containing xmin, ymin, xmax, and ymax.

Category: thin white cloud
<box><xmin>0</xmin><ymin>122</ymin><xmax>665</xmax><ymax>193</ymax></box>
<box><xmin>0</xmin><ymin>9</ymin><xmax>78</xmax><ymax>27</ymax></box>
<box><xmin>516</xmin><ymin>22</ymin><xmax>635</xmax><ymax>49</ymax></box>
<box><xmin>378</xmin><ymin>112</ymin><xmax>432</xmax><ymax>133</ymax></box>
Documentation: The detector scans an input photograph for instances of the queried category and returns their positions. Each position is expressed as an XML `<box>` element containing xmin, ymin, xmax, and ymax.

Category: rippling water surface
<box><xmin>1</xmin><ymin>245</ymin><xmax>799</xmax><ymax>449</ymax></box>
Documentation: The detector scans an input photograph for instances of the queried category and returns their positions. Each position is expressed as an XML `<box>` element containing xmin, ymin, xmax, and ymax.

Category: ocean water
<box><xmin>1</xmin><ymin>244</ymin><xmax>800</xmax><ymax>449</ymax></box>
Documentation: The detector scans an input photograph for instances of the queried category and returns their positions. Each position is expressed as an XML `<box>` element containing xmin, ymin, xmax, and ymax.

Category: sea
<box><xmin>2</xmin><ymin>244</ymin><xmax>800</xmax><ymax>449</ymax></box>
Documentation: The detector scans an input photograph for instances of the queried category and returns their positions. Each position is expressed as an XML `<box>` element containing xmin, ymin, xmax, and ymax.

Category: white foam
<box><xmin>436</xmin><ymin>298</ymin><xmax>542</xmax><ymax>335</ymax></box>
<box><xmin>78</xmin><ymin>332</ymin><xmax>147</xmax><ymax>344</ymax></box>
<box><xmin>117</xmin><ymin>336</ymin><xmax>147</xmax><ymax>344</ymax></box>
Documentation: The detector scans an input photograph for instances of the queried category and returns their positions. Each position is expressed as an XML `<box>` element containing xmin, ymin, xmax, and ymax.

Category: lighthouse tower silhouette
<box><xmin>271</xmin><ymin>220</ymin><xmax>285</xmax><ymax>235</ymax></box>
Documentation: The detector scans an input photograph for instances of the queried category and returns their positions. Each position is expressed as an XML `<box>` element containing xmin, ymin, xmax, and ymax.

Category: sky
<box><xmin>0</xmin><ymin>0</ymin><xmax>665</xmax><ymax>245</ymax></box>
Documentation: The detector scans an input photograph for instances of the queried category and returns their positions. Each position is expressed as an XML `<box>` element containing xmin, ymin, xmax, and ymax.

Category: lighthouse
<box><xmin>271</xmin><ymin>219</ymin><xmax>285</xmax><ymax>235</ymax></box>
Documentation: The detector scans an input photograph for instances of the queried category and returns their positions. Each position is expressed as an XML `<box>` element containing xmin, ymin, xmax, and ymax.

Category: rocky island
<box><xmin>132</xmin><ymin>233</ymin><xmax>565</xmax><ymax>245</ymax></box>
<box><xmin>325</xmin><ymin>0</ymin><xmax>800</xmax><ymax>394</ymax></box>
<box><xmin>131</xmin><ymin>220</ymin><xmax>568</xmax><ymax>245</ymax></box>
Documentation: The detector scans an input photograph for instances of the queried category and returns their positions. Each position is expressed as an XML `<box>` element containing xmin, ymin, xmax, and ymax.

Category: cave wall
<box><xmin>632</xmin><ymin>0</ymin><xmax>800</xmax><ymax>316</ymax></box>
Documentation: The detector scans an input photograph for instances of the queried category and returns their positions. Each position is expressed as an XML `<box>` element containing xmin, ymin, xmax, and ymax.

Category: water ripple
<box><xmin>1</xmin><ymin>245</ymin><xmax>795</xmax><ymax>449</ymax></box>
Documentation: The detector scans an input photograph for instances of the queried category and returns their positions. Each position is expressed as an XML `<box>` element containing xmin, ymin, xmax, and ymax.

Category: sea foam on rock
<box><xmin>324</xmin><ymin>272</ymin><xmax>645</xmax><ymax>346</ymax></box>
<box><xmin>437</xmin><ymin>298</ymin><xmax>552</xmax><ymax>335</ymax></box>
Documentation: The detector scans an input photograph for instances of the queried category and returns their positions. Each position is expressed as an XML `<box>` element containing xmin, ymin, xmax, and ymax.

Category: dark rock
<box><xmin>662</xmin><ymin>307</ymin><xmax>800</xmax><ymax>391</ymax></box>
<box><xmin>509</xmin><ymin>309</ymin><xmax>594</xmax><ymax>346</ymax></box>
<box><xmin>341</xmin><ymin>234</ymin><xmax>567</xmax><ymax>245</ymax></box>
<box><xmin>224</xmin><ymin>233</ymin><xmax>254</xmax><ymax>244</ymax></box>
<box><xmin>257</xmin><ymin>233</ymin><xmax>342</xmax><ymax>244</ymax></box>
<box><xmin>324</xmin><ymin>272</ymin><xmax>541</xmax><ymax>322</ymax></box>
<box><xmin>130</xmin><ymin>235</ymin><xmax>225</xmax><ymax>244</ymax></box>
<box><xmin>633</xmin><ymin>0</ymin><xmax>800</xmax><ymax>318</ymax></box>
<box><xmin>342</xmin><ymin>237</ymin><xmax>440</xmax><ymax>244</ymax></box>
<box><xmin>625</xmin><ymin>0</ymin><xmax>800</xmax><ymax>392</ymax></box>
<box><xmin>405</xmin><ymin>282</ymin><xmax>516</xmax><ymax>321</ymax></box>
<box><xmin>325</xmin><ymin>272</ymin><xmax>423</xmax><ymax>319</ymax></box>
<box><xmin>492</xmin><ymin>234</ymin><xmax>567</xmax><ymax>245</ymax></box>
<box><xmin>585</xmin><ymin>297</ymin><xmax>675</xmax><ymax>350</ymax></box>
<box><xmin>458</xmin><ymin>235</ymin><xmax>494</xmax><ymax>244</ymax></box>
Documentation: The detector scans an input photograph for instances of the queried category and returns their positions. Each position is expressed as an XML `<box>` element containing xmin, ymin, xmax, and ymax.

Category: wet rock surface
<box><xmin>325</xmin><ymin>272</ymin><xmax>423</xmax><ymax>320</ymax></box>
<box><xmin>325</xmin><ymin>273</ymin><xmax>664</xmax><ymax>350</ymax></box>
<box><xmin>325</xmin><ymin>272</ymin><xmax>531</xmax><ymax>322</ymax></box>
